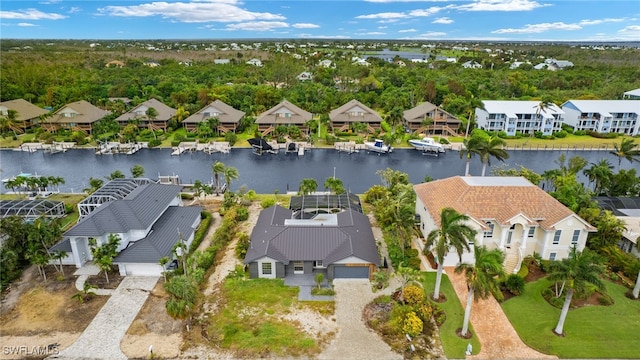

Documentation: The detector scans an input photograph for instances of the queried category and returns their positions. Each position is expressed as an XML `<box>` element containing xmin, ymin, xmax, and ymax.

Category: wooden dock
<box><xmin>334</xmin><ymin>141</ymin><xmax>363</xmax><ymax>154</ymax></box>
<box><xmin>201</xmin><ymin>141</ymin><xmax>231</xmax><ymax>154</ymax></box>
<box><xmin>171</xmin><ymin>141</ymin><xmax>198</xmax><ymax>156</ymax></box>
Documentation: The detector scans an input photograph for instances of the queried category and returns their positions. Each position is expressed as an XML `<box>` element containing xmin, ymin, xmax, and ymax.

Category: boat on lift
<box><xmin>408</xmin><ymin>137</ymin><xmax>445</xmax><ymax>154</ymax></box>
<box><xmin>364</xmin><ymin>139</ymin><xmax>392</xmax><ymax>154</ymax></box>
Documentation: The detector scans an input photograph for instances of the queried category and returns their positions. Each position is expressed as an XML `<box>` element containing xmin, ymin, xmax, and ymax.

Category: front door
<box><xmin>506</xmin><ymin>224</ymin><xmax>515</xmax><ymax>247</ymax></box>
<box><xmin>293</xmin><ymin>261</ymin><xmax>304</xmax><ymax>274</ymax></box>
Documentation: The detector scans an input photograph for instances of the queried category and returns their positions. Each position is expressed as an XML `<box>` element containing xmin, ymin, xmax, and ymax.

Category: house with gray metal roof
<box><xmin>244</xmin><ymin>196</ymin><xmax>380</xmax><ymax>280</ymax></box>
<box><xmin>50</xmin><ymin>182</ymin><xmax>203</xmax><ymax>276</ymax></box>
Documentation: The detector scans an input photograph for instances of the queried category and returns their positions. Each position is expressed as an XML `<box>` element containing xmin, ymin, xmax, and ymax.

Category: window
<box><xmin>261</xmin><ymin>262</ymin><xmax>272</xmax><ymax>275</ymax></box>
<box><xmin>294</xmin><ymin>261</ymin><xmax>304</xmax><ymax>274</ymax></box>
<box><xmin>528</xmin><ymin>227</ymin><xmax>536</xmax><ymax>238</ymax></box>
<box><xmin>483</xmin><ymin>222</ymin><xmax>494</xmax><ymax>238</ymax></box>
<box><xmin>553</xmin><ymin>230</ymin><xmax>561</xmax><ymax>245</ymax></box>
<box><xmin>572</xmin><ymin>230</ymin><xmax>580</xmax><ymax>246</ymax></box>
<box><xmin>314</xmin><ymin>260</ymin><xmax>323</xmax><ymax>268</ymax></box>
<box><xmin>549</xmin><ymin>252</ymin><xmax>557</xmax><ymax>261</ymax></box>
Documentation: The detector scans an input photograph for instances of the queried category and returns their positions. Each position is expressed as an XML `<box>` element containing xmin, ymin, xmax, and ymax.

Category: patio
<box><xmin>284</xmin><ymin>269</ymin><xmax>334</xmax><ymax>301</ymax></box>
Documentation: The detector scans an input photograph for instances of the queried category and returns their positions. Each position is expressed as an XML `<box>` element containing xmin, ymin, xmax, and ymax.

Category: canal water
<box><xmin>0</xmin><ymin>148</ymin><xmax>636</xmax><ymax>194</ymax></box>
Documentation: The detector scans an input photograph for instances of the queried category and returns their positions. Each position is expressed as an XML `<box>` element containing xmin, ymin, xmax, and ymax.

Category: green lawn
<box><xmin>502</xmin><ymin>277</ymin><xmax>640</xmax><ymax>358</ymax></box>
<box><xmin>421</xmin><ymin>272</ymin><xmax>482</xmax><ymax>359</ymax></box>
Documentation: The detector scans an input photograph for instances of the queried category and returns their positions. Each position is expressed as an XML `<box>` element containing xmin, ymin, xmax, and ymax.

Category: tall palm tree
<box><xmin>477</xmin><ymin>136</ymin><xmax>509</xmax><ymax>176</ymax></box>
<box><xmin>212</xmin><ymin>161</ymin><xmax>226</xmax><ymax>195</ymax></box>
<box><xmin>425</xmin><ymin>207</ymin><xmax>477</xmax><ymax>300</ymax></box>
<box><xmin>298</xmin><ymin>178</ymin><xmax>318</xmax><ymax>195</ymax></box>
<box><xmin>324</xmin><ymin>177</ymin><xmax>345</xmax><ymax>195</ymax></box>
<box><xmin>389</xmin><ymin>186</ymin><xmax>418</xmax><ymax>260</ymax></box>
<box><xmin>533</xmin><ymin>99</ymin><xmax>554</xmax><ymax>137</ymax></box>
<box><xmin>547</xmin><ymin>247</ymin><xmax>605</xmax><ymax>335</ymax></box>
<box><xmin>459</xmin><ymin>136</ymin><xmax>483</xmax><ymax>176</ymax></box>
<box><xmin>223</xmin><ymin>166</ymin><xmax>239</xmax><ymax>191</ymax></box>
<box><xmin>0</xmin><ymin>109</ymin><xmax>24</xmax><ymax>136</ymax></box>
<box><xmin>455</xmin><ymin>245</ymin><xmax>505</xmax><ymax>337</ymax></box>
<box><xmin>609</xmin><ymin>138</ymin><xmax>640</xmax><ymax>169</ymax></box>
<box><xmin>174</xmin><ymin>106</ymin><xmax>190</xmax><ymax>125</ymax></box>
<box><xmin>582</xmin><ymin>159</ymin><xmax>613</xmax><ymax>195</ymax></box>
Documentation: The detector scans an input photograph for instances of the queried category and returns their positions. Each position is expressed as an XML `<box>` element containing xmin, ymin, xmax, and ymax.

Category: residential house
<box><xmin>116</xmin><ymin>98</ymin><xmax>177</xmax><ymax>131</ymax></box>
<box><xmin>329</xmin><ymin>99</ymin><xmax>382</xmax><ymax>133</ymax></box>
<box><xmin>214</xmin><ymin>59</ymin><xmax>231</xmax><ymax>65</ymax></box>
<box><xmin>534</xmin><ymin>58</ymin><xmax>574</xmax><ymax>71</ymax></box>
<box><xmin>105</xmin><ymin>60</ymin><xmax>125</xmax><ymax>68</ymax></box>
<box><xmin>0</xmin><ymin>98</ymin><xmax>50</xmax><ymax>133</ymax></box>
<box><xmin>244</xmin><ymin>194</ymin><xmax>380</xmax><ymax>279</ymax></box>
<box><xmin>297</xmin><ymin>71</ymin><xmax>313</xmax><ymax>81</ymax></box>
<box><xmin>403</xmin><ymin>102</ymin><xmax>461</xmax><ymax>136</ymax></box>
<box><xmin>594</xmin><ymin>196</ymin><xmax>640</xmax><ymax>258</ymax></box>
<box><xmin>246</xmin><ymin>58</ymin><xmax>263</xmax><ymax>67</ymax></box>
<box><xmin>183</xmin><ymin>100</ymin><xmax>245</xmax><ymax>133</ymax></box>
<box><xmin>255</xmin><ymin>99</ymin><xmax>312</xmax><ymax>135</ymax></box>
<box><xmin>561</xmin><ymin>100</ymin><xmax>640</xmax><ymax>136</ymax></box>
<box><xmin>623</xmin><ymin>88</ymin><xmax>640</xmax><ymax>100</ymax></box>
<box><xmin>462</xmin><ymin>60</ymin><xmax>482</xmax><ymax>69</ymax></box>
<box><xmin>318</xmin><ymin>59</ymin><xmax>334</xmax><ymax>68</ymax></box>
<box><xmin>476</xmin><ymin>100</ymin><xmax>564</xmax><ymax>136</ymax></box>
<box><xmin>414</xmin><ymin>176</ymin><xmax>595</xmax><ymax>273</ymax></box>
<box><xmin>44</xmin><ymin>100</ymin><xmax>110</xmax><ymax>134</ymax></box>
<box><xmin>49</xmin><ymin>179</ymin><xmax>203</xmax><ymax>276</ymax></box>
<box><xmin>143</xmin><ymin>60</ymin><xmax>161</xmax><ymax>67</ymax></box>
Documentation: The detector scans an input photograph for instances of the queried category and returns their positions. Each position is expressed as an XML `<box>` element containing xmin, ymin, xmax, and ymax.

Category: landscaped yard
<box><xmin>502</xmin><ymin>277</ymin><xmax>640</xmax><ymax>359</ymax></box>
<box><xmin>421</xmin><ymin>272</ymin><xmax>482</xmax><ymax>359</ymax></box>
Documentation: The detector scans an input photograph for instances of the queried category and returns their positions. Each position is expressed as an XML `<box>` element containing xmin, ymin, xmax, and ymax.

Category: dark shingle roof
<box><xmin>114</xmin><ymin>206</ymin><xmax>202</xmax><ymax>263</ymax></box>
<box><xmin>65</xmin><ymin>184</ymin><xmax>182</xmax><ymax>237</ymax></box>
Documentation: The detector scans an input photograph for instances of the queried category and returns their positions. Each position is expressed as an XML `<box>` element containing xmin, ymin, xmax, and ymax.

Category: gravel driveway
<box><xmin>318</xmin><ymin>279</ymin><xmax>402</xmax><ymax>360</ymax></box>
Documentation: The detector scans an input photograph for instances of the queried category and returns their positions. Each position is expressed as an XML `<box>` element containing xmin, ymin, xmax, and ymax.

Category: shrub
<box><xmin>574</xmin><ymin>130</ymin><xmax>587</xmax><ymax>136</ymax></box>
<box><xmin>224</xmin><ymin>131</ymin><xmax>237</xmax><ymax>146</ymax></box>
<box><xmin>181</xmin><ymin>193</ymin><xmax>194</xmax><ymax>200</ymax></box>
<box><xmin>554</xmin><ymin>130</ymin><xmax>568</xmax><ymax>138</ymax></box>
<box><xmin>403</xmin><ymin>285</ymin><xmax>425</xmax><ymax>305</ymax></box>
<box><xmin>260</xmin><ymin>198</ymin><xmax>276</xmax><ymax>208</ymax></box>
<box><xmin>403</xmin><ymin>312</ymin><xmax>423</xmax><ymax>337</ymax></box>
<box><xmin>148</xmin><ymin>139</ymin><xmax>161</xmax><ymax>147</ymax></box>
<box><xmin>235</xmin><ymin>207</ymin><xmax>249</xmax><ymax>221</ymax></box>
<box><xmin>505</xmin><ymin>274</ymin><xmax>525</xmax><ymax>295</ymax></box>
<box><xmin>415</xmin><ymin>303</ymin><xmax>433</xmax><ymax>322</ymax></box>
<box><xmin>235</xmin><ymin>233</ymin><xmax>249</xmax><ymax>259</ymax></box>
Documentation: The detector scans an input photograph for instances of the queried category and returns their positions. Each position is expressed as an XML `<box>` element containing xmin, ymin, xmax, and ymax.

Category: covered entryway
<box><xmin>333</xmin><ymin>265</ymin><xmax>370</xmax><ymax>278</ymax></box>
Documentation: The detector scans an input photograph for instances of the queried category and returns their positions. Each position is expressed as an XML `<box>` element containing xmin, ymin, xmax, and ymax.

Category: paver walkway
<box><xmin>445</xmin><ymin>267</ymin><xmax>557</xmax><ymax>360</ymax></box>
<box><xmin>318</xmin><ymin>279</ymin><xmax>403</xmax><ymax>360</ymax></box>
<box><xmin>52</xmin><ymin>276</ymin><xmax>159</xmax><ymax>360</ymax></box>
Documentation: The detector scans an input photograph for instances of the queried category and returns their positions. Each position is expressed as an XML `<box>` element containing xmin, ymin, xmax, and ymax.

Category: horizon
<box><xmin>1</xmin><ymin>0</ymin><xmax>639</xmax><ymax>42</ymax></box>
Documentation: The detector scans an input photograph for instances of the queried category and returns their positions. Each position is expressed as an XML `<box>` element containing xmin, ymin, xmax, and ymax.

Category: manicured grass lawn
<box><xmin>421</xmin><ymin>272</ymin><xmax>482</xmax><ymax>359</ymax></box>
<box><xmin>502</xmin><ymin>277</ymin><xmax>640</xmax><ymax>358</ymax></box>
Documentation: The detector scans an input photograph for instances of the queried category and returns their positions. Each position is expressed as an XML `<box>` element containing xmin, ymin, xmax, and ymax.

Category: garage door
<box><xmin>333</xmin><ymin>265</ymin><xmax>369</xmax><ymax>278</ymax></box>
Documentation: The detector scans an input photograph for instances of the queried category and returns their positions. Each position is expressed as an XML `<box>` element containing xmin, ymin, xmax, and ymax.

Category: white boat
<box><xmin>408</xmin><ymin>137</ymin><xmax>445</xmax><ymax>154</ymax></box>
<box><xmin>364</xmin><ymin>139</ymin><xmax>392</xmax><ymax>154</ymax></box>
<box><xmin>2</xmin><ymin>172</ymin><xmax>35</xmax><ymax>183</ymax></box>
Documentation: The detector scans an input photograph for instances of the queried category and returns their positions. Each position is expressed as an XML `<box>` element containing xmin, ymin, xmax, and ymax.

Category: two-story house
<box><xmin>255</xmin><ymin>99</ymin><xmax>312</xmax><ymax>136</ymax></box>
<box><xmin>116</xmin><ymin>98</ymin><xmax>177</xmax><ymax>131</ymax></box>
<box><xmin>44</xmin><ymin>100</ymin><xmax>110</xmax><ymax>134</ymax></box>
<box><xmin>476</xmin><ymin>100</ymin><xmax>564</xmax><ymax>137</ymax></box>
<box><xmin>183</xmin><ymin>100</ymin><xmax>245</xmax><ymax>134</ymax></box>
<box><xmin>561</xmin><ymin>100</ymin><xmax>640</xmax><ymax>136</ymax></box>
<box><xmin>0</xmin><ymin>99</ymin><xmax>50</xmax><ymax>133</ymax></box>
<box><xmin>329</xmin><ymin>99</ymin><xmax>382</xmax><ymax>133</ymax></box>
<box><xmin>403</xmin><ymin>102</ymin><xmax>461</xmax><ymax>136</ymax></box>
<box><xmin>414</xmin><ymin>176</ymin><xmax>595</xmax><ymax>273</ymax></box>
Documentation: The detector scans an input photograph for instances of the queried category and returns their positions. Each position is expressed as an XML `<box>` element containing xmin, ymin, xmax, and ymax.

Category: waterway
<box><xmin>0</xmin><ymin>148</ymin><xmax>636</xmax><ymax>194</ymax></box>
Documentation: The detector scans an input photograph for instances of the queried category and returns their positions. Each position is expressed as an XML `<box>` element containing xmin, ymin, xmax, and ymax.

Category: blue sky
<box><xmin>1</xmin><ymin>0</ymin><xmax>639</xmax><ymax>41</ymax></box>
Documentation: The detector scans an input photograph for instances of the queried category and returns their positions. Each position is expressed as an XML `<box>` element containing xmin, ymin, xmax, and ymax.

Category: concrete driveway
<box><xmin>318</xmin><ymin>279</ymin><xmax>402</xmax><ymax>360</ymax></box>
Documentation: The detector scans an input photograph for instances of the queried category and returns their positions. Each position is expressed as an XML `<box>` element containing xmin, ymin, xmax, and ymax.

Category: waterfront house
<box><xmin>255</xmin><ymin>99</ymin><xmax>312</xmax><ymax>136</ymax></box>
<box><xmin>44</xmin><ymin>100</ymin><xmax>110</xmax><ymax>134</ymax></box>
<box><xmin>0</xmin><ymin>98</ymin><xmax>50</xmax><ymax>133</ymax></box>
<box><xmin>403</xmin><ymin>102</ymin><xmax>461</xmax><ymax>136</ymax></box>
<box><xmin>183</xmin><ymin>100</ymin><xmax>245</xmax><ymax>133</ymax></box>
<box><xmin>116</xmin><ymin>98</ymin><xmax>177</xmax><ymax>131</ymax></box>
<box><xmin>244</xmin><ymin>194</ymin><xmax>380</xmax><ymax>279</ymax></box>
<box><xmin>561</xmin><ymin>100</ymin><xmax>640</xmax><ymax>136</ymax></box>
<box><xmin>49</xmin><ymin>179</ymin><xmax>203</xmax><ymax>276</ymax></box>
<box><xmin>475</xmin><ymin>100</ymin><xmax>564</xmax><ymax>136</ymax></box>
<box><xmin>329</xmin><ymin>99</ymin><xmax>383</xmax><ymax>133</ymax></box>
<box><xmin>414</xmin><ymin>176</ymin><xmax>595</xmax><ymax>273</ymax></box>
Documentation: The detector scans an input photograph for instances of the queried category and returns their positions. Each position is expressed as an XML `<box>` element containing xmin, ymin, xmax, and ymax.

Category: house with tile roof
<box><xmin>183</xmin><ymin>100</ymin><xmax>245</xmax><ymax>133</ymax></box>
<box><xmin>116</xmin><ymin>98</ymin><xmax>177</xmax><ymax>131</ymax></box>
<box><xmin>0</xmin><ymin>99</ymin><xmax>50</xmax><ymax>133</ymax></box>
<box><xmin>561</xmin><ymin>100</ymin><xmax>640</xmax><ymax>136</ymax></box>
<box><xmin>244</xmin><ymin>194</ymin><xmax>380</xmax><ymax>279</ymax></box>
<box><xmin>403</xmin><ymin>102</ymin><xmax>461</xmax><ymax>136</ymax></box>
<box><xmin>329</xmin><ymin>99</ymin><xmax>383</xmax><ymax>133</ymax></box>
<box><xmin>49</xmin><ymin>180</ymin><xmax>203</xmax><ymax>276</ymax></box>
<box><xmin>476</xmin><ymin>100</ymin><xmax>564</xmax><ymax>137</ymax></box>
<box><xmin>44</xmin><ymin>100</ymin><xmax>110</xmax><ymax>134</ymax></box>
<box><xmin>255</xmin><ymin>99</ymin><xmax>312</xmax><ymax>136</ymax></box>
<box><xmin>414</xmin><ymin>176</ymin><xmax>595</xmax><ymax>273</ymax></box>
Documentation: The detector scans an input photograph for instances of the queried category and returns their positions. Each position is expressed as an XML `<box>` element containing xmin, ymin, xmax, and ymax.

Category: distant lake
<box><xmin>1</xmin><ymin>148</ymin><xmax>636</xmax><ymax>194</ymax></box>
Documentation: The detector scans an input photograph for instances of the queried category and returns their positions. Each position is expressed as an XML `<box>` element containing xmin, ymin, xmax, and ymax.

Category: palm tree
<box><xmin>223</xmin><ymin>166</ymin><xmax>239</xmax><ymax>192</ymax></box>
<box><xmin>385</xmin><ymin>106</ymin><xmax>404</xmax><ymax>128</ymax></box>
<box><xmin>131</xmin><ymin>164</ymin><xmax>145</xmax><ymax>178</ymax></box>
<box><xmin>298</xmin><ymin>178</ymin><xmax>318</xmax><ymax>195</ymax></box>
<box><xmin>609</xmin><ymin>138</ymin><xmax>640</xmax><ymax>169</ymax></box>
<box><xmin>547</xmin><ymin>247</ymin><xmax>605</xmax><ymax>335</ymax></box>
<box><xmin>324</xmin><ymin>177</ymin><xmax>345</xmax><ymax>195</ymax></box>
<box><xmin>533</xmin><ymin>99</ymin><xmax>554</xmax><ymax>137</ymax></box>
<box><xmin>477</xmin><ymin>136</ymin><xmax>509</xmax><ymax>176</ymax></box>
<box><xmin>583</xmin><ymin>159</ymin><xmax>614</xmax><ymax>195</ymax></box>
<box><xmin>0</xmin><ymin>109</ymin><xmax>24</xmax><ymax>136</ymax></box>
<box><xmin>174</xmin><ymin>106</ymin><xmax>190</xmax><ymax>126</ymax></box>
<box><xmin>421</xmin><ymin>116</ymin><xmax>433</xmax><ymax>135</ymax></box>
<box><xmin>425</xmin><ymin>207</ymin><xmax>477</xmax><ymax>300</ymax></box>
<box><xmin>455</xmin><ymin>245</ymin><xmax>505</xmax><ymax>337</ymax></box>
<box><xmin>212</xmin><ymin>161</ymin><xmax>226</xmax><ymax>195</ymax></box>
<box><xmin>207</xmin><ymin>117</ymin><xmax>220</xmax><ymax>137</ymax></box>
<box><xmin>459</xmin><ymin>136</ymin><xmax>483</xmax><ymax>176</ymax></box>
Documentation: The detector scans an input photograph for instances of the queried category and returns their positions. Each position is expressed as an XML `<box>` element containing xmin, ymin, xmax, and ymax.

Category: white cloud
<box><xmin>432</xmin><ymin>17</ymin><xmax>453</xmax><ymax>24</ymax></box>
<box><xmin>455</xmin><ymin>0</ymin><xmax>550</xmax><ymax>12</ymax></box>
<box><xmin>398</xmin><ymin>28</ymin><xmax>418</xmax><ymax>33</ymax></box>
<box><xmin>68</xmin><ymin>7</ymin><xmax>81</xmax><ymax>14</ymax></box>
<box><xmin>378</xmin><ymin>26</ymin><xmax>388</xmax><ymax>29</ymax></box>
<box><xmin>408</xmin><ymin>7</ymin><xmax>443</xmax><ymax>17</ymax></box>
<box><xmin>226</xmin><ymin>21</ymin><xmax>289</xmax><ymax>31</ymax></box>
<box><xmin>99</xmin><ymin>0</ymin><xmax>285</xmax><ymax>23</ymax></box>
<box><xmin>298</xmin><ymin>33</ymin><xmax>350</xmax><ymax>39</ymax></box>
<box><xmin>365</xmin><ymin>0</ymin><xmax>452</xmax><ymax>2</ymax></box>
<box><xmin>292</xmin><ymin>23</ymin><xmax>319</xmax><ymax>29</ymax></box>
<box><xmin>414</xmin><ymin>31</ymin><xmax>447</xmax><ymax>38</ymax></box>
<box><xmin>618</xmin><ymin>25</ymin><xmax>640</xmax><ymax>36</ymax></box>
<box><xmin>356</xmin><ymin>12</ymin><xmax>407</xmax><ymax>20</ymax></box>
<box><xmin>492</xmin><ymin>22</ymin><xmax>581</xmax><ymax>34</ymax></box>
<box><xmin>18</xmin><ymin>22</ymin><xmax>37</xmax><ymax>27</ymax></box>
<box><xmin>38</xmin><ymin>0</ymin><xmax>62</xmax><ymax>4</ymax></box>
<box><xmin>579</xmin><ymin>18</ymin><xmax>626</xmax><ymax>26</ymax></box>
<box><xmin>0</xmin><ymin>8</ymin><xmax>67</xmax><ymax>20</ymax></box>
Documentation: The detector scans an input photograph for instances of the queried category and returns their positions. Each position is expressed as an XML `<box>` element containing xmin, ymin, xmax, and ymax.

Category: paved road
<box><xmin>52</xmin><ymin>276</ymin><xmax>159</xmax><ymax>360</ymax></box>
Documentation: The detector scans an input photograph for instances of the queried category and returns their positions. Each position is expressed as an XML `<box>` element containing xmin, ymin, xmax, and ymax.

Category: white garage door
<box><xmin>120</xmin><ymin>263</ymin><xmax>162</xmax><ymax>276</ymax></box>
